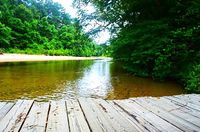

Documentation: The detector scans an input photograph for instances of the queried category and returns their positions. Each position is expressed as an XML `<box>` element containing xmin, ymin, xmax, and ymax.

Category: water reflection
<box><xmin>76</xmin><ymin>60</ymin><xmax>112</xmax><ymax>98</ymax></box>
<box><xmin>0</xmin><ymin>60</ymin><xmax>184</xmax><ymax>101</ymax></box>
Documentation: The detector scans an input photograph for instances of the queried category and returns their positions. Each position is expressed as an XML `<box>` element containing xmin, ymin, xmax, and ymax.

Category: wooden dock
<box><xmin>0</xmin><ymin>94</ymin><xmax>200</xmax><ymax>132</ymax></box>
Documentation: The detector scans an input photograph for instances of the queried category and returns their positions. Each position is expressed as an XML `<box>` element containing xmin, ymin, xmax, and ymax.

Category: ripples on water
<box><xmin>0</xmin><ymin>60</ymin><xmax>183</xmax><ymax>101</ymax></box>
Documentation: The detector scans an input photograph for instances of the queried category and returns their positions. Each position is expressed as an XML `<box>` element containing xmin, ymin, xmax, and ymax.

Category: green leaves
<box><xmin>0</xmin><ymin>22</ymin><xmax>12</xmax><ymax>48</ymax></box>
<box><xmin>186</xmin><ymin>64</ymin><xmax>200</xmax><ymax>93</ymax></box>
<box><xmin>0</xmin><ymin>0</ymin><xmax>102</xmax><ymax>57</ymax></box>
<box><xmin>14</xmin><ymin>4</ymin><xmax>33</xmax><ymax>22</ymax></box>
<box><xmin>78</xmin><ymin>0</ymin><xmax>200</xmax><ymax>92</ymax></box>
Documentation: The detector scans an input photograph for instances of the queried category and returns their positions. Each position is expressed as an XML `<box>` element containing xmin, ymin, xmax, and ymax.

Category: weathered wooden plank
<box><xmin>0</xmin><ymin>102</ymin><xmax>14</xmax><ymax>120</ymax></box>
<box><xmin>151</xmin><ymin>97</ymin><xmax>200</xmax><ymax>119</ymax></box>
<box><xmin>107</xmin><ymin>100</ymin><xmax>160</xmax><ymax>132</ymax></box>
<box><xmin>78</xmin><ymin>98</ymin><xmax>115</xmax><ymax>132</ymax></box>
<box><xmin>174</xmin><ymin>95</ymin><xmax>200</xmax><ymax>106</ymax></box>
<box><xmin>133</xmin><ymin>97</ymin><xmax>200</xmax><ymax>131</ymax></box>
<box><xmin>114</xmin><ymin>99</ymin><xmax>161</xmax><ymax>131</ymax></box>
<box><xmin>114</xmin><ymin>99</ymin><xmax>182</xmax><ymax>132</ymax></box>
<box><xmin>166</xmin><ymin>96</ymin><xmax>200</xmax><ymax>112</ymax></box>
<box><xmin>0</xmin><ymin>95</ymin><xmax>199</xmax><ymax>132</ymax></box>
<box><xmin>0</xmin><ymin>102</ymin><xmax>6</xmax><ymax>110</ymax></box>
<box><xmin>159</xmin><ymin>98</ymin><xmax>200</xmax><ymax>127</ymax></box>
<box><xmin>0</xmin><ymin>100</ymin><xmax>34</xmax><ymax>132</ymax></box>
<box><xmin>46</xmin><ymin>100</ymin><xmax>69</xmax><ymax>132</ymax></box>
<box><xmin>93</xmin><ymin>98</ymin><xmax>146</xmax><ymax>132</ymax></box>
<box><xmin>191</xmin><ymin>94</ymin><xmax>200</xmax><ymax>100</ymax></box>
<box><xmin>66</xmin><ymin>99</ymin><xmax>90</xmax><ymax>132</ymax></box>
<box><xmin>175</xmin><ymin>94</ymin><xmax>200</xmax><ymax>100</ymax></box>
<box><xmin>20</xmin><ymin>102</ymin><xmax>50</xmax><ymax>132</ymax></box>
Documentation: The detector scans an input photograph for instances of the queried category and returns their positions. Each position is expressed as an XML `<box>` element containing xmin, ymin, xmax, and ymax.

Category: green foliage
<box><xmin>186</xmin><ymin>65</ymin><xmax>200</xmax><ymax>93</ymax></box>
<box><xmin>0</xmin><ymin>22</ymin><xmax>12</xmax><ymax>48</ymax></box>
<box><xmin>75</xmin><ymin>0</ymin><xmax>200</xmax><ymax>92</ymax></box>
<box><xmin>0</xmin><ymin>48</ymin><xmax>4</xmax><ymax>54</ymax></box>
<box><xmin>97</xmin><ymin>44</ymin><xmax>112</xmax><ymax>57</ymax></box>
<box><xmin>111</xmin><ymin>20</ymin><xmax>172</xmax><ymax>78</ymax></box>
<box><xmin>14</xmin><ymin>4</ymin><xmax>33</xmax><ymax>21</ymax></box>
<box><xmin>0</xmin><ymin>0</ymin><xmax>103</xmax><ymax>57</ymax></box>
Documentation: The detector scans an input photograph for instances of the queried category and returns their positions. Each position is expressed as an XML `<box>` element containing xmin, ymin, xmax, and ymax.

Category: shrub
<box><xmin>186</xmin><ymin>64</ymin><xmax>200</xmax><ymax>93</ymax></box>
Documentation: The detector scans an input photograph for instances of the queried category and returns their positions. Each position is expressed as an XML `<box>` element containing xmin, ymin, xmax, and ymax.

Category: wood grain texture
<box><xmin>20</xmin><ymin>102</ymin><xmax>50</xmax><ymax>132</ymax></box>
<box><xmin>78</xmin><ymin>97</ymin><xmax>114</xmax><ymax>132</ymax></box>
<box><xmin>0</xmin><ymin>100</ymin><xmax>34</xmax><ymax>132</ymax></box>
<box><xmin>46</xmin><ymin>100</ymin><xmax>69</xmax><ymax>132</ymax></box>
<box><xmin>93</xmin><ymin>99</ymin><xmax>143</xmax><ymax>132</ymax></box>
<box><xmin>0</xmin><ymin>94</ymin><xmax>200</xmax><ymax>132</ymax></box>
<box><xmin>133</xmin><ymin>97</ymin><xmax>200</xmax><ymax>131</ymax></box>
<box><xmin>0</xmin><ymin>102</ymin><xmax>14</xmax><ymax>120</ymax></box>
<box><xmin>66</xmin><ymin>99</ymin><xmax>90</xmax><ymax>132</ymax></box>
<box><xmin>115</xmin><ymin>99</ymin><xmax>182</xmax><ymax>132</ymax></box>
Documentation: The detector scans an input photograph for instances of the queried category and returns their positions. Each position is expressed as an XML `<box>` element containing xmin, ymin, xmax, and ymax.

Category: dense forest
<box><xmin>74</xmin><ymin>0</ymin><xmax>200</xmax><ymax>92</ymax></box>
<box><xmin>0</xmin><ymin>0</ymin><xmax>199</xmax><ymax>93</ymax></box>
<box><xmin>0</xmin><ymin>0</ymin><xmax>109</xmax><ymax>56</ymax></box>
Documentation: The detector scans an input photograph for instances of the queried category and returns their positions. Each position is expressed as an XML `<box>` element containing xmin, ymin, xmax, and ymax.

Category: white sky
<box><xmin>52</xmin><ymin>0</ymin><xmax>110</xmax><ymax>44</ymax></box>
<box><xmin>53</xmin><ymin>0</ymin><xmax>78</xmax><ymax>17</ymax></box>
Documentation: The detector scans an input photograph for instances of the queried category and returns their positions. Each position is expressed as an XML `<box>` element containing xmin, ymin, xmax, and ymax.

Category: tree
<box><xmin>74</xmin><ymin>0</ymin><xmax>200</xmax><ymax>92</ymax></box>
<box><xmin>0</xmin><ymin>22</ymin><xmax>12</xmax><ymax>48</ymax></box>
<box><xmin>14</xmin><ymin>4</ymin><xmax>33</xmax><ymax>22</ymax></box>
<box><xmin>0</xmin><ymin>0</ymin><xmax>101</xmax><ymax>57</ymax></box>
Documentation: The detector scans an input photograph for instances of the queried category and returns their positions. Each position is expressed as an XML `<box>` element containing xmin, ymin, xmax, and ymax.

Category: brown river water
<box><xmin>0</xmin><ymin>60</ymin><xmax>184</xmax><ymax>101</ymax></box>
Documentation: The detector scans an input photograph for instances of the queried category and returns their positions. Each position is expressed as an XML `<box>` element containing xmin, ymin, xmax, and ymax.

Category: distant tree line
<box><xmin>74</xmin><ymin>0</ymin><xmax>200</xmax><ymax>92</ymax></box>
<box><xmin>0</xmin><ymin>0</ymin><xmax>109</xmax><ymax>56</ymax></box>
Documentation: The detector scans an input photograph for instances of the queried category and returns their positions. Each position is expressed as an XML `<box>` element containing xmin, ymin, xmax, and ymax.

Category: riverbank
<box><xmin>0</xmin><ymin>54</ymin><xmax>111</xmax><ymax>62</ymax></box>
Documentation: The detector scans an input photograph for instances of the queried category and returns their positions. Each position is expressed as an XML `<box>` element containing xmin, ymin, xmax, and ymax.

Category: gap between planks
<box><xmin>0</xmin><ymin>94</ymin><xmax>199</xmax><ymax>132</ymax></box>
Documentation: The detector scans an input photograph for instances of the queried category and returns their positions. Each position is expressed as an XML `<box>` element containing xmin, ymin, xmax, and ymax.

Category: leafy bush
<box><xmin>108</xmin><ymin>0</ymin><xmax>200</xmax><ymax>92</ymax></box>
<box><xmin>186</xmin><ymin>64</ymin><xmax>200</xmax><ymax>93</ymax></box>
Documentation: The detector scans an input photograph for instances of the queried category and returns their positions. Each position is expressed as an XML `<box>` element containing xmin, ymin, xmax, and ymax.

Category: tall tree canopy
<box><xmin>74</xmin><ymin>0</ymin><xmax>200</xmax><ymax>92</ymax></box>
<box><xmin>0</xmin><ymin>0</ymin><xmax>107</xmax><ymax>56</ymax></box>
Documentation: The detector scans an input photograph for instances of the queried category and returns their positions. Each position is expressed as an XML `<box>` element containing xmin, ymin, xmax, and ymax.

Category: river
<box><xmin>0</xmin><ymin>59</ymin><xmax>184</xmax><ymax>101</ymax></box>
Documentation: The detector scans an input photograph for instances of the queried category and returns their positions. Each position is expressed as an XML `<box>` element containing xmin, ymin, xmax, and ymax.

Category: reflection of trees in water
<box><xmin>0</xmin><ymin>60</ymin><xmax>183</xmax><ymax>101</ymax></box>
<box><xmin>109</xmin><ymin>61</ymin><xmax>126</xmax><ymax>75</ymax></box>
<box><xmin>108</xmin><ymin>61</ymin><xmax>183</xmax><ymax>99</ymax></box>
<box><xmin>0</xmin><ymin>60</ymin><xmax>94</xmax><ymax>100</ymax></box>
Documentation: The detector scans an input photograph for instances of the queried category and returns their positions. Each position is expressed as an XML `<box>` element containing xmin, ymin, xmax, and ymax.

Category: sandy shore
<box><xmin>0</xmin><ymin>54</ymin><xmax>111</xmax><ymax>62</ymax></box>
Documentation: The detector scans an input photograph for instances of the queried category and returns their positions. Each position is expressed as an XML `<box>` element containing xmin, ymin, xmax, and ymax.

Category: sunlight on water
<box><xmin>76</xmin><ymin>60</ymin><xmax>112</xmax><ymax>98</ymax></box>
<box><xmin>0</xmin><ymin>60</ymin><xmax>184</xmax><ymax>101</ymax></box>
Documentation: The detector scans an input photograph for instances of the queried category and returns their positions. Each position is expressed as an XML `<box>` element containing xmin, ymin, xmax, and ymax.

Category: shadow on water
<box><xmin>0</xmin><ymin>60</ymin><xmax>184</xmax><ymax>101</ymax></box>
